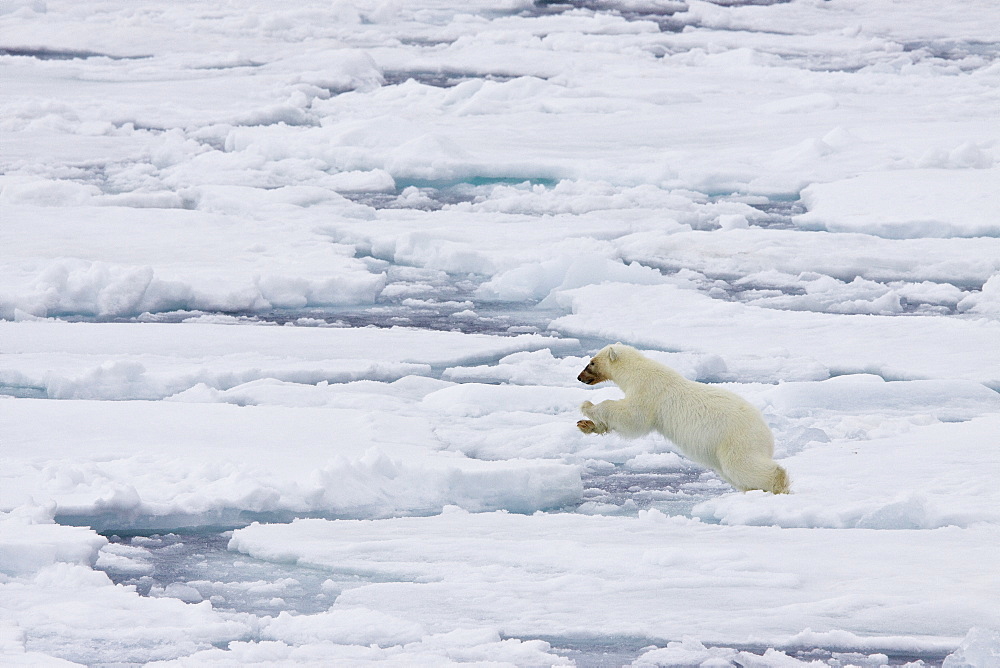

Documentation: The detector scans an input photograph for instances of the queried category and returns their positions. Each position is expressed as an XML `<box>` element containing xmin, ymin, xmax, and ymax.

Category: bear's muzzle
<box><xmin>577</xmin><ymin>363</ymin><xmax>605</xmax><ymax>385</ymax></box>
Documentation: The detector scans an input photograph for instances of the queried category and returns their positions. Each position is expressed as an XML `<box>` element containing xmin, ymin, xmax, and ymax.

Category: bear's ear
<box><xmin>608</xmin><ymin>346</ymin><xmax>619</xmax><ymax>362</ymax></box>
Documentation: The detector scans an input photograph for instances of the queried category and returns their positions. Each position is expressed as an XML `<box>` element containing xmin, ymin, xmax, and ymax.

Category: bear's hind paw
<box><xmin>577</xmin><ymin>419</ymin><xmax>600</xmax><ymax>434</ymax></box>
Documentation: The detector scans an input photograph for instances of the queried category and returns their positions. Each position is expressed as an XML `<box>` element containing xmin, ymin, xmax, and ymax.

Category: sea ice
<box><xmin>2</xmin><ymin>0</ymin><xmax>999</xmax><ymax>664</ymax></box>
<box><xmin>228</xmin><ymin>509</ymin><xmax>998</xmax><ymax>647</ymax></box>
<box><xmin>795</xmin><ymin>169</ymin><xmax>1000</xmax><ymax>239</ymax></box>
<box><xmin>550</xmin><ymin>283</ymin><xmax>1000</xmax><ymax>385</ymax></box>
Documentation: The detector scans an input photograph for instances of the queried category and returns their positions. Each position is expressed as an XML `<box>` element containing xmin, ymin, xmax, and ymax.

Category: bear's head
<box><xmin>576</xmin><ymin>344</ymin><xmax>622</xmax><ymax>385</ymax></box>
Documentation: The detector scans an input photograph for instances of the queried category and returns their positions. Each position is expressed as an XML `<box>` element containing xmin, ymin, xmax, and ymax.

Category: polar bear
<box><xmin>577</xmin><ymin>344</ymin><xmax>790</xmax><ymax>494</ymax></box>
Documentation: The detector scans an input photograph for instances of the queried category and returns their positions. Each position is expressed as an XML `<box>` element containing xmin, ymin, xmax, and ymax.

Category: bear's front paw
<box><xmin>580</xmin><ymin>400</ymin><xmax>595</xmax><ymax>414</ymax></box>
<box><xmin>577</xmin><ymin>419</ymin><xmax>598</xmax><ymax>434</ymax></box>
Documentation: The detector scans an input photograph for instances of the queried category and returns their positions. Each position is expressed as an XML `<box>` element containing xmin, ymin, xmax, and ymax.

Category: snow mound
<box><xmin>0</xmin><ymin>508</ymin><xmax>106</xmax><ymax>577</ymax></box>
<box><xmin>943</xmin><ymin>628</ymin><xmax>1000</xmax><ymax>668</ymax></box>
<box><xmin>477</xmin><ymin>253</ymin><xmax>668</xmax><ymax>305</ymax></box>
<box><xmin>0</xmin><ymin>399</ymin><xmax>583</xmax><ymax>528</ymax></box>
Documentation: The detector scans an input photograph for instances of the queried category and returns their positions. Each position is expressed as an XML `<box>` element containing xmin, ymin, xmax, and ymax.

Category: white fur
<box><xmin>578</xmin><ymin>344</ymin><xmax>790</xmax><ymax>494</ymax></box>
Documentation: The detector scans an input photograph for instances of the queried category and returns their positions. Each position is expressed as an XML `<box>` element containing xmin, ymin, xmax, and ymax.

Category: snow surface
<box><xmin>2</xmin><ymin>0</ymin><xmax>999</xmax><ymax>665</ymax></box>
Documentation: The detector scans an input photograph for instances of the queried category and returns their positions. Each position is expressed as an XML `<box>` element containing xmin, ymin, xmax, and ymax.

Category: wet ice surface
<box><xmin>530</xmin><ymin>0</ymin><xmax>689</xmax><ymax>32</ymax></box>
<box><xmin>91</xmin><ymin>468</ymin><xmax>721</xmax><ymax>668</ymax></box>
<box><xmin>542</xmin><ymin>639</ymin><xmax>946</xmax><ymax>668</ymax></box>
<box><xmin>100</xmin><ymin>531</ymin><xmax>350</xmax><ymax>616</ymax></box>
<box><xmin>342</xmin><ymin>178</ymin><xmax>560</xmax><ymax>211</ymax></box>
<box><xmin>140</xmin><ymin>301</ymin><xmax>556</xmax><ymax>336</ymax></box>
<box><xmin>94</xmin><ymin>464</ymin><xmax>719</xmax><ymax>617</ymax></box>
<box><xmin>579</xmin><ymin>465</ymin><xmax>726</xmax><ymax>517</ymax></box>
<box><xmin>95</xmin><ymin>519</ymin><xmax>951</xmax><ymax>667</ymax></box>
<box><xmin>97</xmin><ymin>521</ymin><xmax>951</xmax><ymax>667</ymax></box>
<box><xmin>382</xmin><ymin>70</ymin><xmax>528</xmax><ymax>89</ymax></box>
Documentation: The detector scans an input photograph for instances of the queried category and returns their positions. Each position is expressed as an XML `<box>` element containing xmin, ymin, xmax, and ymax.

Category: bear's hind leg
<box><xmin>718</xmin><ymin>443</ymin><xmax>791</xmax><ymax>494</ymax></box>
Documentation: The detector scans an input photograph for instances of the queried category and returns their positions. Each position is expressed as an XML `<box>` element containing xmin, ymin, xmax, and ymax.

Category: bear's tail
<box><xmin>770</xmin><ymin>464</ymin><xmax>791</xmax><ymax>494</ymax></box>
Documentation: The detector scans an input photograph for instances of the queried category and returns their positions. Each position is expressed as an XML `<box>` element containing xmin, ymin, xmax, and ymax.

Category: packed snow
<box><xmin>2</xmin><ymin>0</ymin><xmax>999</xmax><ymax>665</ymax></box>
